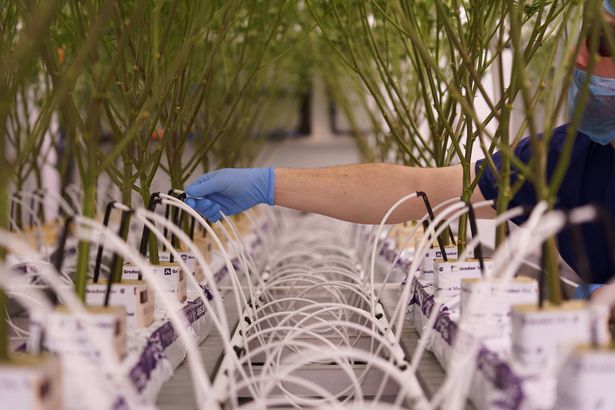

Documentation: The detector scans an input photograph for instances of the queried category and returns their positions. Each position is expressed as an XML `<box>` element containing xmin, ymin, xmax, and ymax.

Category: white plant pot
<box><xmin>460</xmin><ymin>276</ymin><xmax>538</xmax><ymax>338</ymax></box>
<box><xmin>30</xmin><ymin>305</ymin><xmax>127</xmax><ymax>360</ymax></box>
<box><xmin>510</xmin><ymin>301</ymin><xmax>610</xmax><ymax>367</ymax></box>
<box><xmin>122</xmin><ymin>262</ymin><xmax>186</xmax><ymax>311</ymax></box>
<box><xmin>85</xmin><ymin>279</ymin><xmax>155</xmax><ymax>328</ymax></box>
<box><xmin>555</xmin><ymin>345</ymin><xmax>615</xmax><ymax>410</ymax></box>
<box><xmin>29</xmin><ymin>306</ymin><xmax>126</xmax><ymax>408</ymax></box>
<box><xmin>0</xmin><ymin>355</ymin><xmax>62</xmax><ymax>410</ymax></box>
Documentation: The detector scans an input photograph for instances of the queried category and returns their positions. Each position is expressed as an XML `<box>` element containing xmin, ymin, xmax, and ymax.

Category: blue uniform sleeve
<box><xmin>475</xmin><ymin>136</ymin><xmax>539</xmax><ymax>224</ymax></box>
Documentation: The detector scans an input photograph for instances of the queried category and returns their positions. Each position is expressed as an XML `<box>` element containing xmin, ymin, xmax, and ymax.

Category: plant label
<box><xmin>419</xmin><ymin>245</ymin><xmax>459</xmax><ymax>280</ymax></box>
<box><xmin>0</xmin><ymin>355</ymin><xmax>62</xmax><ymax>410</ymax></box>
<box><xmin>159</xmin><ymin>251</ymin><xmax>205</xmax><ymax>283</ymax></box>
<box><xmin>433</xmin><ymin>258</ymin><xmax>493</xmax><ymax>298</ymax></box>
<box><xmin>85</xmin><ymin>279</ymin><xmax>155</xmax><ymax>328</ymax></box>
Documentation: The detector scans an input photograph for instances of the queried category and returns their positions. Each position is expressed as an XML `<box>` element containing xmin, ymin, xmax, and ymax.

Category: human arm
<box><xmin>274</xmin><ymin>163</ymin><xmax>492</xmax><ymax>224</ymax></box>
<box><xmin>185</xmin><ymin>163</ymin><xmax>493</xmax><ymax>223</ymax></box>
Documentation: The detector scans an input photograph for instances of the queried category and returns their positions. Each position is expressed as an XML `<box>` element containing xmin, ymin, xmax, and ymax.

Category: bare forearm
<box><xmin>274</xmin><ymin>163</ymin><xmax>489</xmax><ymax>224</ymax></box>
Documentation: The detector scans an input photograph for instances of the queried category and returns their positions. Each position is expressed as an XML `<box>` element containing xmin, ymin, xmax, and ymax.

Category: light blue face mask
<box><xmin>568</xmin><ymin>67</ymin><xmax>615</xmax><ymax>145</ymax></box>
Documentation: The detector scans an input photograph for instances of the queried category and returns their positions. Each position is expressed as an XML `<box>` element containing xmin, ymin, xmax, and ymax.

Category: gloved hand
<box><xmin>184</xmin><ymin>168</ymin><xmax>275</xmax><ymax>222</ymax></box>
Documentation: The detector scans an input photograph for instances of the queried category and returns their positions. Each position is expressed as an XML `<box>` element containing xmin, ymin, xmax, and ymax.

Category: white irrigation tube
<box><xmin>235</xmin><ymin>374</ymin><xmax>342</xmax><ymax>409</ymax></box>
<box><xmin>157</xmin><ymin>195</ymin><xmax>265</xmax><ymax>405</ymax></box>
<box><xmin>158</xmin><ymin>195</ymin><xmax>251</xmax><ymax>313</ymax></box>
<box><xmin>238</xmin><ymin>399</ymin><xmax>410</xmax><ymax>410</ymax></box>
<box><xmin>375</xmin><ymin>213</ymin><xmax>431</xmax><ymax>299</ymax></box>
<box><xmin>254</xmin><ymin>303</ymin><xmax>398</xmax><ymax>359</ymax></box>
<box><xmin>238</xmin><ymin>320</ymin><xmax>398</xmax><ymax>406</ymax></box>
<box><xmin>252</xmin><ymin>345</ymin><xmax>429</xmax><ymax>409</ymax></box>
<box><xmin>430</xmin><ymin>203</ymin><xmax>558</xmax><ymax>409</ymax></box>
<box><xmin>266</xmin><ymin>318</ymin><xmax>404</xmax><ymax>404</ymax></box>
<box><xmin>389</xmin><ymin>200</ymin><xmax>467</xmax><ymax>340</ymax></box>
<box><xmin>404</xmin><ymin>201</ymin><xmax>494</xmax><ymax>370</ymax></box>
<box><xmin>215</xmin><ymin>215</ymin><xmax>263</xmax><ymax>319</ymax></box>
<box><xmin>74</xmin><ymin>216</ymin><xmax>218</xmax><ymax>410</ymax></box>
<box><xmin>4</xmin><ymin>262</ymin><xmax>72</xmax><ymax>341</ymax></box>
<box><xmin>0</xmin><ymin>230</ymin><xmax>148</xmax><ymax>410</ymax></box>
<box><xmin>242</xmin><ymin>215</ymin><xmax>424</xmax><ymax>406</ymax></box>
<box><xmin>251</xmin><ymin>299</ymin><xmax>378</xmax><ymax>348</ymax></box>
<box><xmin>0</xmin><ymin>264</ymin><xmax>64</xmax><ymax>346</ymax></box>
<box><xmin>376</xmin><ymin>198</ymin><xmax>498</xmax><ymax>302</ymax></box>
<box><xmin>135</xmin><ymin>206</ymin><xmax>263</xmax><ymax>403</ymax></box>
<box><xmin>135</xmin><ymin>206</ymin><xmax>266</xmax><ymax>396</ymax></box>
<box><xmin>372</xmin><ymin>196</ymin><xmax>464</xmax><ymax>292</ymax></box>
<box><xmin>444</xmin><ymin>209</ymin><xmax>568</xmax><ymax>410</ymax></box>
<box><xmin>133</xmin><ymin>209</ymin><xmax>228</xmax><ymax>332</ymax></box>
<box><xmin>209</xmin><ymin>210</ymin><xmax>421</xmax><ymax>408</ymax></box>
<box><xmin>258</xmin><ymin>279</ymin><xmax>367</xmax><ymax>318</ymax></box>
<box><xmin>367</xmin><ymin>193</ymin><xmax>418</xmax><ymax>315</ymax></box>
<box><xmin>248</xmin><ymin>238</ymin><xmax>366</xmax><ymax>365</ymax></box>
<box><xmin>0</xmin><ymin>264</ymin><xmax>143</xmax><ymax>409</ymax></box>
<box><xmin>36</xmin><ymin>188</ymin><xmax>76</xmax><ymax>216</ymax></box>
<box><xmin>370</xmin><ymin>196</ymin><xmax>462</xmax><ymax>270</ymax></box>
<box><xmin>239</xmin><ymin>325</ymin><xmax>366</xmax><ymax>405</ymax></box>
<box><xmin>220</xmin><ymin>212</ymin><xmax>262</xmax><ymax>276</ymax></box>
<box><xmin>244</xmin><ymin>207</ymin><xmax>271</xmax><ymax>256</ymax></box>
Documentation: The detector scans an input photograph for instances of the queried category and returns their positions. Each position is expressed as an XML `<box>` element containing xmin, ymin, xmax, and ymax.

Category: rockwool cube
<box><xmin>122</xmin><ymin>262</ymin><xmax>187</xmax><ymax>310</ymax></box>
<box><xmin>0</xmin><ymin>355</ymin><xmax>62</xmax><ymax>410</ymax></box>
<box><xmin>433</xmin><ymin>258</ymin><xmax>492</xmax><ymax>298</ymax></box>
<box><xmin>85</xmin><ymin>279</ymin><xmax>155</xmax><ymax>328</ymax></box>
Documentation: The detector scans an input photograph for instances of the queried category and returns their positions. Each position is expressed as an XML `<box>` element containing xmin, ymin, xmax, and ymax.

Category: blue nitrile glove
<box><xmin>184</xmin><ymin>168</ymin><xmax>275</xmax><ymax>222</ymax></box>
<box><xmin>573</xmin><ymin>283</ymin><xmax>604</xmax><ymax>299</ymax></box>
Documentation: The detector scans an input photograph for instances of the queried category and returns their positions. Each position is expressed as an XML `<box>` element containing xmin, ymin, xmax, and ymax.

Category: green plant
<box><xmin>308</xmin><ymin>0</ymin><xmax>605</xmax><ymax>304</ymax></box>
<box><xmin>0</xmin><ymin>0</ymin><xmax>65</xmax><ymax>361</ymax></box>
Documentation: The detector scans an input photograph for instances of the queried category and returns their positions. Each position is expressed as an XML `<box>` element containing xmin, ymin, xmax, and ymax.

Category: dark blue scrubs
<box><xmin>476</xmin><ymin>123</ymin><xmax>615</xmax><ymax>285</ymax></box>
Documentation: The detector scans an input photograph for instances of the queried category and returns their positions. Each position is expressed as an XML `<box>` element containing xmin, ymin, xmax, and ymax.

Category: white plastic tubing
<box><xmin>0</xmin><ymin>230</ymin><xmax>151</xmax><ymax>410</ymax></box>
<box><xmin>212</xmin><ymin>211</ymin><xmax>430</xmax><ymax>409</ymax></box>
<box><xmin>438</xmin><ymin>205</ymin><xmax>607</xmax><ymax>410</ymax></box>
<box><xmin>73</xmin><ymin>216</ymin><xmax>219</xmax><ymax>410</ymax></box>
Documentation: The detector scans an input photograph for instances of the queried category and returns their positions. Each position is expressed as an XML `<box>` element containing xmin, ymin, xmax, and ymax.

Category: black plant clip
<box><xmin>93</xmin><ymin>201</ymin><xmax>133</xmax><ymax>284</ymax></box>
<box><xmin>466</xmin><ymin>202</ymin><xmax>486</xmax><ymax>277</ymax></box>
<box><xmin>138</xmin><ymin>193</ymin><xmax>162</xmax><ymax>280</ymax></box>
<box><xmin>416</xmin><ymin>191</ymin><xmax>452</xmax><ymax>262</ymax></box>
